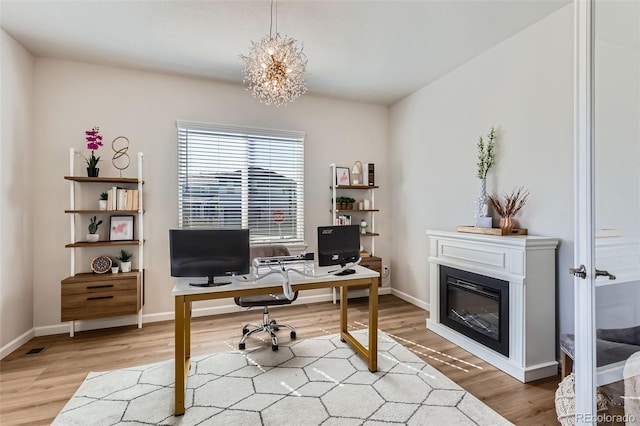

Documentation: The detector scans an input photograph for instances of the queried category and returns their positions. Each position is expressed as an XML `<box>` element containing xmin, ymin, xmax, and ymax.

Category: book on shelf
<box><xmin>117</xmin><ymin>188</ymin><xmax>127</xmax><ymax>210</ymax></box>
<box><xmin>335</xmin><ymin>215</ymin><xmax>352</xmax><ymax>225</ymax></box>
<box><xmin>133</xmin><ymin>190</ymin><xmax>139</xmax><ymax>210</ymax></box>
<box><xmin>107</xmin><ymin>187</ymin><xmax>117</xmax><ymax>210</ymax></box>
<box><xmin>364</xmin><ymin>163</ymin><xmax>375</xmax><ymax>186</ymax></box>
<box><xmin>124</xmin><ymin>189</ymin><xmax>139</xmax><ymax>210</ymax></box>
<box><xmin>107</xmin><ymin>188</ymin><xmax>139</xmax><ymax>211</ymax></box>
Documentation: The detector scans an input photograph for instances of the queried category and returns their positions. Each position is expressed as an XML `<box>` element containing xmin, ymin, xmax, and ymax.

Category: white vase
<box><xmin>99</xmin><ymin>200</ymin><xmax>108</xmax><ymax>210</ymax></box>
<box><xmin>475</xmin><ymin>178</ymin><xmax>489</xmax><ymax>224</ymax></box>
<box><xmin>86</xmin><ymin>233</ymin><xmax>99</xmax><ymax>243</ymax></box>
<box><xmin>120</xmin><ymin>261</ymin><xmax>132</xmax><ymax>273</ymax></box>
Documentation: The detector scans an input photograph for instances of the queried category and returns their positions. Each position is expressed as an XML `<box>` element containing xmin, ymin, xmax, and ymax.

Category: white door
<box><xmin>574</xmin><ymin>0</ymin><xmax>640</xmax><ymax>423</ymax></box>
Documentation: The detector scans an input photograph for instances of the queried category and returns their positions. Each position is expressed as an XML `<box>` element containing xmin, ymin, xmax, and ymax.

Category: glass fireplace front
<box><xmin>439</xmin><ymin>266</ymin><xmax>509</xmax><ymax>356</ymax></box>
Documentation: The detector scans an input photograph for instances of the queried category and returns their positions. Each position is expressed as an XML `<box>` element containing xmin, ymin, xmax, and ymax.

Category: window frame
<box><xmin>176</xmin><ymin>121</ymin><xmax>306</xmax><ymax>246</ymax></box>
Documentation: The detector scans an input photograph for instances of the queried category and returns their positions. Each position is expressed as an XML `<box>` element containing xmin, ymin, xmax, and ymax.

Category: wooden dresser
<box><xmin>61</xmin><ymin>271</ymin><xmax>141</xmax><ymax>321</ymax></box>
<box><xmin>359</xmin><ymin>256</ymin><xmax>382</xmax><ymax>277</ymax></box>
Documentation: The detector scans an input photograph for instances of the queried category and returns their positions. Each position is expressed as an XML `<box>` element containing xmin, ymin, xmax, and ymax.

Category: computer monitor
<box><xmin>169</xmin><ymin>228</ymin><xmax>250</xmax><ymax>287</ymax></box>
<box><xmin>317</xmin><ymin>225</ymin><xmax>361</xmax><ymax>274</ymax></box>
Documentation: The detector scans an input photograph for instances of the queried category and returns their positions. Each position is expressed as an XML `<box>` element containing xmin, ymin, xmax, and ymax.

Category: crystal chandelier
<box><xmin>241</xmin><ymin>0</ymin><xmax>308</xmax><ymax>107</ymax></box>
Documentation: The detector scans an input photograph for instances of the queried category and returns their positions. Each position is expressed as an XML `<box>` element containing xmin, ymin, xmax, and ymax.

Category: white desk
<box><xmin>172</xmin><ymin>264</ymin><xmax>380</xmax><ymax>416</ymax></box>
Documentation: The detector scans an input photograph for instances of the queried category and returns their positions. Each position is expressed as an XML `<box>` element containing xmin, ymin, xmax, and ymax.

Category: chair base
<box><xmin>239</xmin><ymin>306</ymin><xmax>296</xmax><ymax>351</ymax></box>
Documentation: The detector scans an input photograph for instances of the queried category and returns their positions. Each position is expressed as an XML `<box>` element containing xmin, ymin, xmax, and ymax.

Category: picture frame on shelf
<box><xmin>336</xmin><ymin>167</ymin><xmax>350</xmax><ymax>186</ymax></box>
<box><xmin>109</xmin><ymin>215</ymin><xmax>134</xmax><ymax>241</ymax></box>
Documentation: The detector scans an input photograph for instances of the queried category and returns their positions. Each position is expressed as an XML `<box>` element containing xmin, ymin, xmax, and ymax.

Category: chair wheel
<box><xmin>242</xmin><ymin>328</ymin><xmax>249</xmax><ymax>335</ymax></box>
<box><xmin>272</xmin><ymin>344</ymin><xmax>278</xmax><ymax>351</ymax></box>
<box><xmin>239</xmin><ymin>342</ymin><xmax>245</xmax><ymax>350</ymax></box>
<box><xmin>270</xmin><ymin>320</ymin><xmax>279</xmax><ymax>331</ymax></box>
<box><xmin>290</xmin><ymin>331</ymin><xmax>296</xmax><ymax>339</ymax></box>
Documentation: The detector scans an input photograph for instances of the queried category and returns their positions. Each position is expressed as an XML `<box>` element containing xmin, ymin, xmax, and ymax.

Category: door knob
<box><xmin>569</xmin><ymin>265</ymin><xmax>587</xmax><ymax>279</ymax></box>
<box><xmin>595</xmin><ymin>269</ymin><xmax>616</xmax><ymax>280</ymax></box>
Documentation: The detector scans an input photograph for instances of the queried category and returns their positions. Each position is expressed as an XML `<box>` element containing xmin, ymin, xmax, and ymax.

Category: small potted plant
<box><xmin>87</xmin><ymin>216</ymin><xmax>102</xmax><ymax>242</ymax></box>
<box><xmin>488</xmin><ymin>187</ymin><xmax>530</xmax><ymax>229</ymax></box>
<box><xmin>346</xmin><ymin>197</ymin><xmax>356</xmax><ymax>210</ymax></box>
<box><xmin>116</xmin><ymin>249</ymin><xmax>133</xmax><ymax>273</ymax></box>
<box><xmin>99</xmin><ymin>192</ymin><xmax>108</xmax><ymax>210</ymax></box>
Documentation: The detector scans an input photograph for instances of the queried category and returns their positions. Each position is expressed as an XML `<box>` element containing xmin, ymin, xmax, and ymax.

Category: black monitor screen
<box><xmin>318</xmin><ymin>225</ymin><xmax>360</xmax><ymax>267</ymax></box>
<box><xmin>169</xmin><ymin>228</ymin><xmax>250</xmax><ymax>286</ymax></box>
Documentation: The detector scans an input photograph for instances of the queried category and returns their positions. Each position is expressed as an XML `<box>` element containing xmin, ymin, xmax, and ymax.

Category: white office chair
<box><xmin>235</xmin><ymin>245</ymin><xmax>298</xmax><ymax>351</ymax></box>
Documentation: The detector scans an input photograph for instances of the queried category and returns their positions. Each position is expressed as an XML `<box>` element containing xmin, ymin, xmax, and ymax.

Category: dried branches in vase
<box><xmin>488</xmin><ymin>187</ymin><xmax>530</xmax><ymax>229</ymax></box>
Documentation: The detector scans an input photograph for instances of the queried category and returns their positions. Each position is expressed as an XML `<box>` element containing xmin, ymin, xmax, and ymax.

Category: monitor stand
<box><xmin>188</xmin><ymin>276</ymin><xmax>232</xmax><ymax>287</ymax></box>
<box><xmin>334</xmin><ymin>260</ymin><xmax>356</xmax><ymax>276</ymax></box>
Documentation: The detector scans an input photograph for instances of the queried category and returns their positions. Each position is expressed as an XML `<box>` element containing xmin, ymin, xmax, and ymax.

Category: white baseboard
<box><xmin>390</xmin><ymin>288</ymin><xmax>429</xmax><ymax>311</ymax></box>
<box><xmin>0</xmin><ymin>328</ymin><xmax>35</xmax><ymax>359</ymax></box>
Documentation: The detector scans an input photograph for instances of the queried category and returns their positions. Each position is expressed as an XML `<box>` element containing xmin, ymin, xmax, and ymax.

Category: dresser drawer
<box><xmin>61</xmin><ymin>271</ymin><xmax>141</xmax><ymax>321</ymax></box>
<box><xmin>360</xmin><ymin>256</ymin><xmax>382</xmax><ymax>274</ymax></box>
<box><xmin>61</xmin><ymin>290</ymin><xmax>140</xmax><ymax>321</ymax></box>
<box><xmin>62</xmin><ymin>277</ymin><xmax>137</xmax><ymax>296</ymax></box>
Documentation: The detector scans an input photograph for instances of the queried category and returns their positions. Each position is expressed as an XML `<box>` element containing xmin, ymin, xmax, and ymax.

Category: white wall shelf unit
<box><xmin>62</xmin><ymin>148</ymin><xmax>145</xmax><ymax>336</ymax></box>
<box><xmin>330</xmin><ymin>163</ymin><xmax>380</xmax><ymax>303</ymax></box>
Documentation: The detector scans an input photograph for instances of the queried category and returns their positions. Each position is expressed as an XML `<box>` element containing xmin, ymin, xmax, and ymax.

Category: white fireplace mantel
<box><xmin>426</xmin><ymin>229</ymin><xmax>560</xmax><ymax>382</ymax></box>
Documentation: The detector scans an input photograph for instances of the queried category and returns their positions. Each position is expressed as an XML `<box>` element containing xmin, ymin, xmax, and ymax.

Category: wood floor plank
<box><xmin>0</xmin><ymin>295</ymin><xmax>561</xmax><ymax>425</ymax></box>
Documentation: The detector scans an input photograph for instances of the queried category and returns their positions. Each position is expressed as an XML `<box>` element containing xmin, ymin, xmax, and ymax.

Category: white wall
<box><xmin>30</xmin><ymin>59</ymin><xmax>390</xmax><ymax>332</ymax></box>
<box><xmin>389</xmin><ymin>5</ymin><xmax>575</xmax><ymax>332</ymax></box>
<box><xmin>594</xmin><ymin>36</ymin><xmax>639</xmax><ymax>237</ymax></box>
<box><xmin>0</xmin><ymin>30</ymin><xmax>34</xmax><ymax>351</ymax></box>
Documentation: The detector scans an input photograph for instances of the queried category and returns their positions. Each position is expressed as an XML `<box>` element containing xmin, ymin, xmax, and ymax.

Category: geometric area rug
<box><xmin>53</xmin><ymin>330</ymin><xmax>512</xmax><ymax>425</ymax></box>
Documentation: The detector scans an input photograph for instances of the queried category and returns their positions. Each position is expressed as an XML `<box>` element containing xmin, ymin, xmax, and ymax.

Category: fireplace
<box><xmin>439</xmin><ymin>265</ymin><xmax>509</xmax><ymax>356</ymax></box>
<box><xmin>426</xmin><ymin>230</ymin><xmax>559</xmax><ymax>382</ymax></box>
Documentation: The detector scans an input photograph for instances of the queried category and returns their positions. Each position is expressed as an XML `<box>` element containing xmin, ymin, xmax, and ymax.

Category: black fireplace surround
<box><xmin>439</xmin><ymin>265</ymin><xmax>510</xmax><ymax>356</ymax></box>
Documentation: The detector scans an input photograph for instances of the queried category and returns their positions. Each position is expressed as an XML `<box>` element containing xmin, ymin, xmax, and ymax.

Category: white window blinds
<box><xmin>177</xmin><ymin>121</ymin><xmax>305</xmax><ymax>245</ymax></box>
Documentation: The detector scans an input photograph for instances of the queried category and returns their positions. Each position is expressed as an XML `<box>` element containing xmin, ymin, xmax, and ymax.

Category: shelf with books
<box><xmin>330</xmin><ymin>163</ymin><xmax>379</xmax><ymax>253</ymax></box>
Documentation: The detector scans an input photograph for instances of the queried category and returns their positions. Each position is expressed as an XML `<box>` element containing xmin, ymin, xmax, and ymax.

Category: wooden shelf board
<box><xmin>65</xmin><ymin>240</ymin><xmax>142</xmax><ymax>248</ymax></box>
<box><xmin>456</xmin><ymin>226</ymin><xmax>528</xmax><ymax>236</ymax></box>
<box><xmin>65</xmin><ymin>209</ymin><xmax>140</xmax><ymax>214</ymax></box>
<box><xmin>335</xmin><ymin>209</ymin><xmax>379</xmax><ymax>213</ymax></box>
<box><xmin>64</xmin><ymin>176</ymin><xmax>142</xmax><ymax>184</ymax></box>
<box><xmin>331</xmin><ymin>185</ymin><xmax>379</xmax><ymax>189</ymax></box>
<box><xmin>62</xmin><ymin>270</ymin><xmax>142</xmax><ymax>282</ymax></box>
<box><xmin>361</xmin><ymin>232</ymin><xmax>379</xmax><ymax>237</ymax></box>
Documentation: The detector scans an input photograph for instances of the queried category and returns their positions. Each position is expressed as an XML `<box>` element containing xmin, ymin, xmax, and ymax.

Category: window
<box><xmin>177</xmin><ymin>121</ymin><xmax>305</xmax><ymax>245</ymax></box>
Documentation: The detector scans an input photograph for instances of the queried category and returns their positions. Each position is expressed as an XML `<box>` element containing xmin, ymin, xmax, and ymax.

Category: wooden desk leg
<box><xmin>368</xmin><ymin>277</ymin><xmax>379</xmax><ymax>372</ymax></box>
<box><xmin>185</xmin><ymin>300</ymin><xmax>192</xmax><ymax>360</ymax></box>
<box><xmin>340</xmin><ymin>285</ymin><xmax>348</xmax><ymax>342</ymax></box>
<box><xmin>174</xmin><ymin>295</ymin><xmax>186</xmax><ymax>416</ymax></box>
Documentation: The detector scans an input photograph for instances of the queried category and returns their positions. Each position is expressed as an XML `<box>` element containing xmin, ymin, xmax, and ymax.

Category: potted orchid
<box><xmin>85</xmin><ymin>126</ymin><xmax>104</xmax><ymax>177</ymax></box>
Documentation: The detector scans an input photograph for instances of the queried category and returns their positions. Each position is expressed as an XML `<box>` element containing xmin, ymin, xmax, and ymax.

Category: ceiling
<box><xmin>1</xmin><ymin>0</ymin><xmax>570</xmax><ymax>105</ymax></box>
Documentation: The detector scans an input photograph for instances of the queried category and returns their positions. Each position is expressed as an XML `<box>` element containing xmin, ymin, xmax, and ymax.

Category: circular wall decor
<box><xmin>91</xmin><ymin>256</ymin><xmax>112</xmax><ymax>274</ymax></box>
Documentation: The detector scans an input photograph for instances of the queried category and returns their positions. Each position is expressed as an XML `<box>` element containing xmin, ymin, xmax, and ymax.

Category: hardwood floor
<box><xmin>0</xmin><ymin>295</ymin><xmax>561</xmax><ymax>425</ymax></box>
